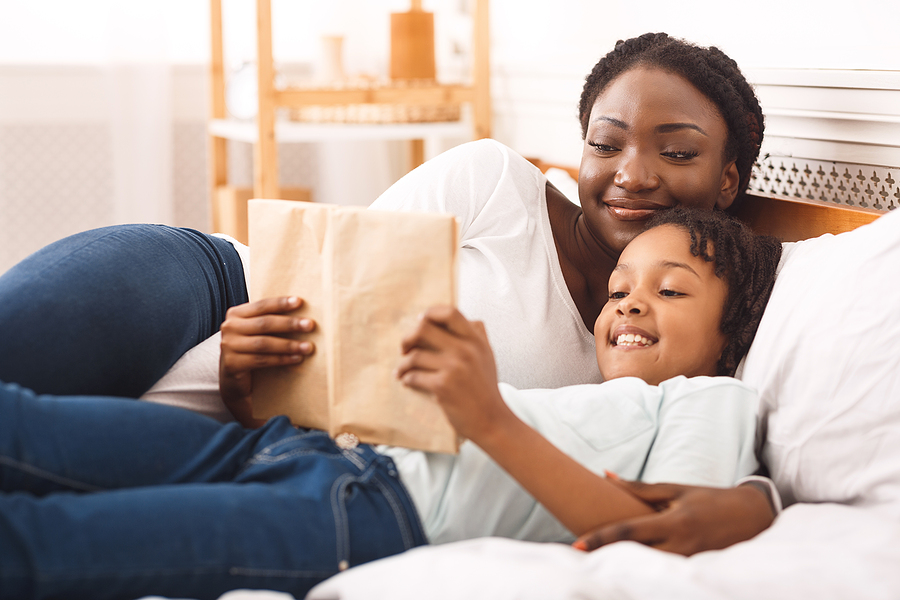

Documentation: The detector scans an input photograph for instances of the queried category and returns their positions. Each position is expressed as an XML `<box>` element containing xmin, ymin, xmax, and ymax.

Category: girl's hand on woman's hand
<box><xmin>219</xmin><ymin>296</ymin><xmax>316</xmax><ymax>428</ymax></box>
<box><xmin>396</xmin><ymin>306</ymin><xmax>509</xmax><ymax>442</ymax></box>
<box><xmin>573</xmin><ymin>479</ymin><xmax>776</xmax><ymax>556</ymax></box>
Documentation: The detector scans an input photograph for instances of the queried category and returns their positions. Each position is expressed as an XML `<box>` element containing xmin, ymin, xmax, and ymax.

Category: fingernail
<box><xmin>299</xmin><ymin>318</ymin><xmax>312</xmax><ymax>330</ymax></box>
<box><xmin>572</xmin><ymin>540</ymin><xmax>588</xmax><ymax>552</ymax></box>
<box><xmin>604</xmin><ymin>470</ymin><xmax>620</xmax><ymax>480</ymax></box>
<box><xmin>299</xmin><ymin>342</ymin><xmax>312</xmax><ymax>353</ymax></box>
<box><xmin>288</xmin><ymin>296</ymin><xmax>300</xmax><ymax>306</ymax></box>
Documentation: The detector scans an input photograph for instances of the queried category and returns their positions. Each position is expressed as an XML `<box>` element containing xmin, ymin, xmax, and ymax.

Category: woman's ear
<box><xmin>715</xmin><ymin>161</ymin><xmax>740</xmax><ymax>210</ymax></box>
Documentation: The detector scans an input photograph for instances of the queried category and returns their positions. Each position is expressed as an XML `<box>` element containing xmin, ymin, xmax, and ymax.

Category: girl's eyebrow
<box><xmin>613</xmin><ymin>260</ymin><xmax>701</xmax><ymax>278</ymax></box>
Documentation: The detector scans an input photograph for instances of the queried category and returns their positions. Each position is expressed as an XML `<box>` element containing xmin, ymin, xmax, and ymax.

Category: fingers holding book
<box><xmin>396</xmin><ymin>306</ymin><xmax>509</xmax><ymax>441</ymax></box>
<box><xmin>219</xmin><ymin>296</ymin><xmax>317</xmax><ymax>427</ymax></box>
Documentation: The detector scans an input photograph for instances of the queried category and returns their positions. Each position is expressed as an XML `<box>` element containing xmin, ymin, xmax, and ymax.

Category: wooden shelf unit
<box><xmin>207</xmin><ymin>0</ymin><xmax>491</xmax><ymax>240</ymax></box>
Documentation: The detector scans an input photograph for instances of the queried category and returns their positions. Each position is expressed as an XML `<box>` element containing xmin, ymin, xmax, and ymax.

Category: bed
<box><xmin>295</xmin><ymin>164</ymin><xmax>900</xmax><ymax>600</ymax></box>
<box><xmin>144</xmin><ymin>160</ymin><xmax>899</xmax><ymax>600</ymax></box>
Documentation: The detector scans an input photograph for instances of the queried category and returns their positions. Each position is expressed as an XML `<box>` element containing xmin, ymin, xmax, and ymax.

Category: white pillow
<box><xmin>740</xmin><ymin>208</ymin><xmax>900</xmax><ymax>515</ymax></box>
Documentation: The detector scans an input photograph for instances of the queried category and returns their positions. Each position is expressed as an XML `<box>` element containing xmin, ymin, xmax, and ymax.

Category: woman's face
<box><xmin>578</xmin><ymin>67</ymin><xmax>739</xmax><ymax>255</ymax></box>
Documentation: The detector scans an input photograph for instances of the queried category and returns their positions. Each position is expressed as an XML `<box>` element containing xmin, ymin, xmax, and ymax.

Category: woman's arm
<box><xmin>218</xmin><ymin>296</ymin><xmax>316</xmax><ymax>427</ymax></box>
<box><xmin>397</xmin><ymin>306</ymin><xmax>653</xmax><ymax>536</ymax></box>
<box><xmin>573</xmin><ymin>478</ymin><xmax>776</xmax><ymax>555</ymax></box>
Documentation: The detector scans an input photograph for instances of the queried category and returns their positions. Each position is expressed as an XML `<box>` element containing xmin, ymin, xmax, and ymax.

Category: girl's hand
<box><xmin>219</xmin><ymin>296</ymin><xmax>316</xmax><ymax>428</ymax></box>
<box><xmin>396</xmin><ymin>306</ymin><xmax>510</xmax><ymax>442</ymax></box>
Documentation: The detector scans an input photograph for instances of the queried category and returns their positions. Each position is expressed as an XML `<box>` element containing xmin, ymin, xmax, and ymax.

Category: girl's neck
<box><xmin>545</xmin><ymin>182</ymin><xmax>619</xmax><ymax>332</ymax></box>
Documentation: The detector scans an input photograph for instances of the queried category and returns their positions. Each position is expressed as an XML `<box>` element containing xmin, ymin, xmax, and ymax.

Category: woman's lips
<box><xmin>604</xmin><ymin>199</ymin><xmax>669</xmax><ymax>221</ymax></box>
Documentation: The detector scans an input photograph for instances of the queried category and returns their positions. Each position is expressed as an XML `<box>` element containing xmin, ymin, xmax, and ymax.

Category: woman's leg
<box><xmin>0</xmin><ymin>379</ymin><xmax>267</xmax><ymax>493</ymax></box>
<box><xmin>0</xmin><ymin>225</ymin><xmax>247</xmax><ymax>397</ymax></box>
<box><xmin>0</xmin><ymin>393</ymin><xmax>426</xmax><ymax>600</ymax></box>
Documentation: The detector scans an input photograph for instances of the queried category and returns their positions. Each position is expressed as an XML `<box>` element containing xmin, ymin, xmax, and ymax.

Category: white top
<box><xmin>370</xmin><ymin>138</ymin><xmax>601</xmax><ymax>389</ymax></box>
<box><xmin>143</xmin><ymin>139</ymin><xmax>600</xmax><ymax>411</ymax></box>
<box><xmin>381</xmin><ymin>375</ymin><xmax>759</xmax><ymax>544</ymax></box>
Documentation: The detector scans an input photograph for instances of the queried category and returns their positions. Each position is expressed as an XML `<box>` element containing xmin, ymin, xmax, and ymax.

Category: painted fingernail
<box><xmin>604</xmin><ymin>470</ymin><xmax>621</xmax><ymax>480</ymax></box>
<box><xmin>572</xmin><ymin>540</ymin><xmax>588</xmax><ymax>552</ymax></box>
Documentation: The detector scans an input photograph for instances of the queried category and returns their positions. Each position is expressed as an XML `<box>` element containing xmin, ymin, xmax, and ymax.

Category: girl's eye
<box><xmin>660</xmin><ymin>289</ymin><xmax>684</xmax><ymax>297</ymax></box>
<box><xmin>662</xmin><ymin>150</ymin><xmax>699</xmax><ymax>160</ymax></box>
<box><xmin>588</xmin><ymin>141</ymin><xmax>619</xmax><ymax>154</ymax></box>
<box><xmin>609</xmin><ymin>291</ymin><xmax>628</xmax><ymax>300</ymax></box>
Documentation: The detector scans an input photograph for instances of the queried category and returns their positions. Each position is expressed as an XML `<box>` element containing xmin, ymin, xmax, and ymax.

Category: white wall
<box><xmin>489</xmin><ymin>0</ymin><xmax>900</xmax><ymax>164</ymax></box>
<box><xmin>1</xmin><ymin>0</ymin><xmax>899</xmax><ymax>272</ymax></box>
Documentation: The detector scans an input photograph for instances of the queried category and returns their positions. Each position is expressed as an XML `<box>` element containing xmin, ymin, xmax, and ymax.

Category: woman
<box><xmin>0</xmin><ymin>33</ymin><xmax>773</xmax><ymax>552</ymax></box>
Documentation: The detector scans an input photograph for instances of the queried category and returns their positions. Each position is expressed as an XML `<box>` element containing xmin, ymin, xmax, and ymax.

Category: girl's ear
<box><xmin>715</xmin><ymin>161</ymin><xmax>740</xmax><ymax>210</ymax></box>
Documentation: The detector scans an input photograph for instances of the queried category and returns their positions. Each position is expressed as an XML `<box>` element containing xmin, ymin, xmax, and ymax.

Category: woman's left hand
<box><xmin>219</xmin><ymin>296</ymin><xmax>316</xmax><ymax>427</ymax></box>
<box><xmin>396</xmin><ymin>306</ymin><xmax>508</xmax><ymax>441</ymax></box>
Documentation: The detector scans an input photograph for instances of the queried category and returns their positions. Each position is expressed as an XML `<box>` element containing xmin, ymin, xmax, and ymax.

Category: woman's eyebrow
<box><xmin>592</xmin><ymin>115</ymin><xmax>628</xmax><ymax>129</ymax></box>
<box><xmin>656</xmin><ymin>122</ymin><xmax>708</xmax><ymax>136</ymax></box>
<box><xmin>590</xmin><ymin>117</ymin><xmax>708</xmax><ymax>137</ymax></box>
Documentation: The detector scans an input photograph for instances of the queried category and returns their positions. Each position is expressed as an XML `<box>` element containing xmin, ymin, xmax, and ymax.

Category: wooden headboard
<box><xmin>526</xmin><ymin>158</ymin><xmax>884</xmax><ymax>241</ymax></box>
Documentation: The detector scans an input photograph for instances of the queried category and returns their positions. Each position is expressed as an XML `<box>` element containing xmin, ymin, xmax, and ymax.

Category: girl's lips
<box><xmin>611</xmin><ymin>325</ymin><xmax>658</xmax><ymax>346</ymax></box>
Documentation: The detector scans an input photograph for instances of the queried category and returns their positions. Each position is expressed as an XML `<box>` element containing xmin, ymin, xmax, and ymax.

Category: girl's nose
<box><xmin>616</xmin><ymin>292</ymin><xmax>648</xmax><ymax>316</ymax></box>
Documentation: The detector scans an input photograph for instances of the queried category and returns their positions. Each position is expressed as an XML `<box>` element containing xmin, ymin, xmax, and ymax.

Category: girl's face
<box><xmin>594</xmin><ymin>224</ymin><xmax>728</xmax><ymax>386</ymax></box>
<box><xmin>578</xmin><ymin>67</ymin><xmax>740</xmax><ymax>255</ymax></box>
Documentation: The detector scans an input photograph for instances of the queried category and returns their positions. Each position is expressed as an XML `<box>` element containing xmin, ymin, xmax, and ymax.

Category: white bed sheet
<box><xmin>304</xmin><ymin>502</ymin><xmax>900</xmax><ymax>600</ymax></box>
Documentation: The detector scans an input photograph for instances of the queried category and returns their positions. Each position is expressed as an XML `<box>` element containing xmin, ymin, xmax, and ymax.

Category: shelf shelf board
<box><xmin>209</xmin><ymin>118</ymin><xmax>472</xmax><ymax>144</ymax></box>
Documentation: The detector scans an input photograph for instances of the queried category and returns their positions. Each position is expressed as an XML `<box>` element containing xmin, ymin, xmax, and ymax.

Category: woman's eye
<box><xmin>662</xmin><ymin>150</ymin><xmax>699</xmax><ymax>160</ymax></box>
<box><xmin>588</xmin><ymin>141</ymin><xmax>619</xmax><ymax>154</ymax></box>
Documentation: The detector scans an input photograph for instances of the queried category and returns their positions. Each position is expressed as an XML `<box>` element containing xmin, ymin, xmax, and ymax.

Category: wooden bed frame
<box><xmin>526</xmin><ymin>158</ymin><xmax>884</xmax><ymax>240</ymax></box>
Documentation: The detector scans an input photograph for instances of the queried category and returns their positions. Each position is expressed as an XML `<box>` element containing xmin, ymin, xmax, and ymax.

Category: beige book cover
<box><xmin>248</xmin><ymin>199</ymin><xmax>460</xmax><ymax>454</ymax></box>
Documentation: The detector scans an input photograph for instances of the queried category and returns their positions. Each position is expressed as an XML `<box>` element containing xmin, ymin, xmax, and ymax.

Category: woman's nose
<box><xmin>614</xmin><ymin>152</ymin><xmax>660</xmax><ymax>192</ymax></box>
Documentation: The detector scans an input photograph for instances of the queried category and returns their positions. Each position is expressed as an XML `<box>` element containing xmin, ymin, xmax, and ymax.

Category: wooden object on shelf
<box><xmin>390</xmin><ymin>1</ymin><xmax>436</xmax><ymax>80</ymax></box>
<box><xmin>208</xmin><ymin>0</ymin><xmax>491</xmax><ymax>238</ymax></box>
<box><xmin>214</xmin><ymin>186</ymin><xmax>311</xmax><ymax>246</ymax></box>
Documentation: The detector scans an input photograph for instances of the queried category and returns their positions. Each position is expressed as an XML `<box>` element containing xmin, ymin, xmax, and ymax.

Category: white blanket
<box><xmin>305</xmin><ymin>502</ymin><xmax>900</xmax><ymax>600</ymax></box>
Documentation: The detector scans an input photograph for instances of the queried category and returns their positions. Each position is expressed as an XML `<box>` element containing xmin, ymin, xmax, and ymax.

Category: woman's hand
<box><xmin>219</xmin><ymin>296</ymin><xmax>316</xmax><ymax>428</ymax></box>
<box><xmin>573</xmin><ymin>478</ymin><xmax>776</xmax><ymax>556</ymax></box>
<box><xmin>396</xmin><ymin>306</ymin><xmax>508</xmax><ymax>441</ymax></box>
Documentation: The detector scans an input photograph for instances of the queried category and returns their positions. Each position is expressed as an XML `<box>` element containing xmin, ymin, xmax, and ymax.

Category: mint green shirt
<box><xmin>379</xmin><ymin>375</ymin><xmax>758</xmax><ymax>544</ymax></box>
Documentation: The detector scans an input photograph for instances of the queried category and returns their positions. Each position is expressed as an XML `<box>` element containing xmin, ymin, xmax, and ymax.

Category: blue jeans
<box><xmin>0</xmin><ymin>380</ymin><xmax>426</xmax><ymax>600</ymax></box>
<box><xmin>0</xmin><ymin>225</ymin><xmax>248</xmax><ymax>397</ymax></box>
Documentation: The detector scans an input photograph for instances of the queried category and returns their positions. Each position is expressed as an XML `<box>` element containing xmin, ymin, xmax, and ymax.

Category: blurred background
<box><xmin>1</xmin><ymin>0</ymin><xmax>898</xmax><ymax>272</ymax></box>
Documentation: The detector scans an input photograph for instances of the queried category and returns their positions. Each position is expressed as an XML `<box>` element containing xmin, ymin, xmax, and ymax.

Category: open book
<box><xmin>247</xmin><ymin>199</ymin><xmax>460</xmax><ymax>453</ymax></box>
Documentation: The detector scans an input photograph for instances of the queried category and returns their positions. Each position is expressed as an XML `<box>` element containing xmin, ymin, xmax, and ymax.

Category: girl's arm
<box><xmin>218</xmin><ymin>296</ymin><xmax>316</xmax><ymax>427</ymax></box>
<box><xmin>397</xmin><ymin>306</ymin><xmax>654</xmax><ymax>536</ymax></box>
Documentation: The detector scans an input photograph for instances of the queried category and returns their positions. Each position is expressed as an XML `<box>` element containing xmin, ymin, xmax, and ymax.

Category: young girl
<box><xmin>0</xmin><ymin>208</ymin><xmax>781</xmax><ymax>600</ymax></box>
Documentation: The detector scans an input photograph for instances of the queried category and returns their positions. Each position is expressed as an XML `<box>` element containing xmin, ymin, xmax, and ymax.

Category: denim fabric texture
<box><xmin>0</xmin><ymin>224</ymin><xmax>248</xmax><ymax>398</ymax></box>
<box><xmin>0</xmin><ymin>381</ymin><xmax>426</xmax><ymax>600</ymax></box>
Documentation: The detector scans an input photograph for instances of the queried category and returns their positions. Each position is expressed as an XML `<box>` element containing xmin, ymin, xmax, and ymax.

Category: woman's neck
<box><xmin>546</xmin><ymin>182</ymin><xmax>619</xmax><ymax>333</ymax></box>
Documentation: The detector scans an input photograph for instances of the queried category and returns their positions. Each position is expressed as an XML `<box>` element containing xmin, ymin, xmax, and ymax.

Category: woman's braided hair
<box><xmin>643</xmin><ymin>207</ymin><xmax>782</xmax><ymax>377</ymax></box>
<box><xmin>579</xmin><ymin>32</ymin><xmax>764</xmax><ymax>200</ymax></box>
